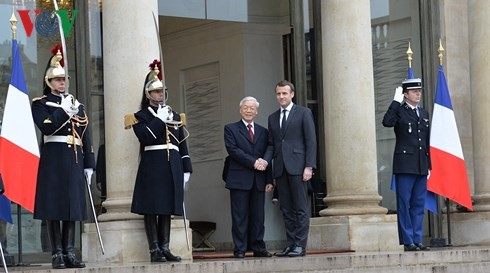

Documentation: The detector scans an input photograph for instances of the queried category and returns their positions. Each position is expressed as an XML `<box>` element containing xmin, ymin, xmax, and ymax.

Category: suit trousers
<box><xmin>395</xmin><ymin>174</ymin><xmax>427</xmax><ymax>245</ymax></box>
<box><xmin>276</xmin><ymin>171</ymin><xmax>309</xmax><ymax>248</ymax></box>
<box><xmin>229</xmin><ymin>182</ymin><xmax>266</xmax><ymax>253</ymax></box>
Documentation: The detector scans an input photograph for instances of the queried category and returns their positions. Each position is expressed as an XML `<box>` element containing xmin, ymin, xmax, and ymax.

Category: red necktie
<box><xmin>247</xmin><ymin>124</ymin><xmax>254</xmax><ymax>141</ymax></box>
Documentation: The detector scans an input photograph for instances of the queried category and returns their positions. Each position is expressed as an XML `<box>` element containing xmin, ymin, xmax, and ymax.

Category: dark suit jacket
<box><xmin>224</xmin><ymin>120</ymin><xmax>272</xmax><ymax>190</ymax></box>
<box><xmin>382</xmin><ymin>101</ymin><xmax>431</xmax><ymax>175</ymax></box>
<box><xmin>265</xmin><ymin>104</ymin><xmax>317</xmax><ymax>178</ymax></box>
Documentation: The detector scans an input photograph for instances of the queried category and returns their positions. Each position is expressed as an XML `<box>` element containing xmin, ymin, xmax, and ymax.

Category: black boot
<box><xmin>62</xmin><ymin>221</ymin><xmax>86</xmax><ymax>268</ymax></box>
<box><xmin>145</xmin><ymin>215</ymin><xmax>166</xmax><ymax>262</ymax></box>
<box><xmin>158</xmin><ymin>215</ymin><xmax>181</xmax><ymax>262</ymax></box>
<box><xmin>47</xmin><ymin>221</ymin><xmax>66</xmax><ymax>269</ymax></box>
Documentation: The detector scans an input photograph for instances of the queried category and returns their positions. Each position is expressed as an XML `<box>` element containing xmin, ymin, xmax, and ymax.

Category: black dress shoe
<box><xmin>404</xmin><ymin>244</ymin><xmax>420</xmax><ymax>251</ymax></box>
<box><xmin>287</xmin><ymin>246</ymin><xmax>306</xmax><ymax>257</ymax></box>
<box><xmin>275</xmin><ymin>246</ymin><xmax>292</xmax><ymax>257</ymax></box>
<box><xmin>234</xmin><ymin>252</ymin><xmax>245</xmax><ymax>258</ymax></box>
<box><xmin>150</xmin><ymin>249</ymin><xmax>167</xmax><ymax>262</ymax></box>
<box><xmin>64</xmin><ymin>253</ymin><xmax>86</xmax><ymax>268</ymax></box>
<box><xmin>51</xmin><ymin>253</ymin><xmax>66</xmax><ymax>269</ymax></box>
<box><xmin>253</xmin><ymin>250</ymin><xmax>272</xmax><ymax>257</ymax></box>
<box><xmin>162</xmin><ymin>250</ymin><xmax>181</xmax><ymax>262</ymax></box>
<box><xmin>415</xmin><ymin>243</ymin><xmax>430</xmax><ymax>251</ymax></box>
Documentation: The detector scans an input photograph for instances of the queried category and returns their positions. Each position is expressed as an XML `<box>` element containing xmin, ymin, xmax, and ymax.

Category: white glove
<box><xmin>148</xmin><ymin>105</ymin><xmax>174</xmax><ymax>123</ymax></box>
<box><xmin>61</xmin><ymin>94</ymin><xmax>79</xmax><ymax>117</ymax></box>
<box><xmin>393</xmin><ymin>86</ymin><xmax>404</xmax><ymax>103</ymax></box>
<box><xmin>183</xmin><ymin>172</ymin><xmax>191</xmax><ymax>188</ymax></box>
<box><xmin>84</xmin><ymin>168</ymin><xmax>94</xmax><ymax>185</ymax></box>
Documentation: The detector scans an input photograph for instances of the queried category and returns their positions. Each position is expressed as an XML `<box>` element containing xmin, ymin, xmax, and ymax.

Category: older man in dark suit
<box><xmin>265</xmin><ymin>80</ymin><xmax>317</xmax><ymax>257</ymax></box>
<box><xmin>224</xmin><ymin>96</ymin><xmax>273</xmax><ymax>258</ymax></box>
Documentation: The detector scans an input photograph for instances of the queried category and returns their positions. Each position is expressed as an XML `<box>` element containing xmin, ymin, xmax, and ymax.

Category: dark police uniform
<box><xmin>32</xmin><ymin>92</ymin><xmax>95</xmax><ymax>221</ymax></box>
<box><xmin>382</xmin><ymin>99</ymin><xmax>431</xmax><ymax>247</ymax></box>
<box><xmin>130</xmin><ymin>107</ymin><xmax>192</xmax><ymax>216</ymax></box>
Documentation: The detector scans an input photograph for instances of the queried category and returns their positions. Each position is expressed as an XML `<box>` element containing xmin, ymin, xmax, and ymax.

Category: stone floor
<box><xmin>2</xmin><ymin>246</ymin><xmax>490</xmax><ymax>273</ymax></box>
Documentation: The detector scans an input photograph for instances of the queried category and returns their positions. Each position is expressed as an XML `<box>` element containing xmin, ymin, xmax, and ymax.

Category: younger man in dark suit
<box><xmin>265</xmin><ymin>80</ymin><xmax>317</xmax><ymax>257</ymax></box>
<box><xmin>224</xmin><ymin>96</ymin><xmax>273</xmax><ymax>258</ymax></box>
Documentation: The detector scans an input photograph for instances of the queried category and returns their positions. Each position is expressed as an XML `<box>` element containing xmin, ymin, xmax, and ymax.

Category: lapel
<box><xmin>238</xmin><ymin>121</ymin><xmax>254</xmax><ymax>143</ymax></box>
<box><xmin>254</xmin><ymin>124</ymin><xmax>263</xmax><ymax>142</ymax></box>
<box><xmin>282</xmin><ymin>104</ymin><xmax>297</xmax><ymax>136</ymax></box>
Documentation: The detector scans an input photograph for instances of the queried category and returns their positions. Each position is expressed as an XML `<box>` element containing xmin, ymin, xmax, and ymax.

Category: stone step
<box><xmin>7</xmin><ymin>246</ymin><xmax>490</xmax><ymax>273</ymax></box>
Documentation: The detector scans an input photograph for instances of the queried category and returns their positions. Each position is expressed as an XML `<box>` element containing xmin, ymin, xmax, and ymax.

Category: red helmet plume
<box><xmin>50</xmin><ymin>44</ymin><xmax>64</xmax><ymax>67</ymax></box>
<box><xmin>148</xmin><ymin>59</ymin><xmax>162</xmax><ymax>80</ymax></box>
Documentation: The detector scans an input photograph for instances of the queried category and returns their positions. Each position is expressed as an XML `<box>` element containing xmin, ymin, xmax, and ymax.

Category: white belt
<box><xmin>144</xmin><ymin>144</ymin><xmax>179</xmax><ymax>152</ymax></box>
<box><xmin>44</xmin><ymin>135</ymin><xmax>81</xmax><ymax>146</ymax></box>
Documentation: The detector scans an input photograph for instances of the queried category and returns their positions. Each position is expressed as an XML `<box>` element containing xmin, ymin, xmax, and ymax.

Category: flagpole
<box><xmin>446</xmin><ymin>198</ymin><xmax>452</xmax><ymax>246</ymax></box>
<box><xmin>0</xmin><ymin>11</ymin><xmax>20</xmax><ymax>273</ymax></box>
<box><xmin>438</xmin><ymin>39</ymin><xmax>451</xmax><ymax>245</ymax></box>
<box><xmin>406</xmin><ymin>41</ymin><xmax>413</xmax><ymax>68</ymax></box>
<box><xmin>437</xmin><ymin>39</ymin><xmax>452</xmax><ymax>247</ymax></box>
<box><xmin>11</xmin><ymin>11</ymin><xmax>23</xmax><ymax>268</ymax></box>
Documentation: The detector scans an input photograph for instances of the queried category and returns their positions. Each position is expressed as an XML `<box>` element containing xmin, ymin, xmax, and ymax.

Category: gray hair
<box><xmin>239</xmin><ymin>96</ymin><xmax>259</xmax><ymax>108</ymax></box>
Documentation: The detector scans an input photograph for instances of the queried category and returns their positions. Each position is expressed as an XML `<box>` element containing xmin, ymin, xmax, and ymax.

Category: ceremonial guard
<box><xmin>31</xmin><ymin>45</ymin><xmax>95</xmax><ymax>269</ymax></box>
<box><xmin>382</xmin><ymin>78</ymin><xmax>431</xmax><ymax>252</ymax></box>
<box><xmin>125</xmin><ymin>60</ymin><xmax>192</xmax><ymax>262</ymax></box>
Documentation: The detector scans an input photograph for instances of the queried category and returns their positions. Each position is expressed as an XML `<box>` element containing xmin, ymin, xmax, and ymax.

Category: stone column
<box><xmin>469</xmin><ymin>0</ymin><xmax>490</xmax><ymax>212</ymax></box>
<box><xmin>82</xmin><ymin>0</ymin><xmax>191</xmax><ymax>263</ymax></box>
<box><xmin>308</xmin><ymin>0</ymin><xmax>397</xmax><ymax>252</ymax></box>
<box><xmin>444</xmin><ymin>0</ymin><xmax>490</xmax><ymax>247</ymax></box>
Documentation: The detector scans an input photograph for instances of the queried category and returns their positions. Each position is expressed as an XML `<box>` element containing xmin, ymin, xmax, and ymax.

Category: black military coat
<box><xmin>382</xmin><ymin>101</ymin><xmax>431</xmax><ymax>175</ymax></box>
<box><xmin>31</xmin><ymin>93</ymin><xmax>95</xmax><ymax>221</ymax></box>
<box><xmin>130</xmin><ymin>107</ymin><xmax>192</xmax><ymax>216</ymax></box>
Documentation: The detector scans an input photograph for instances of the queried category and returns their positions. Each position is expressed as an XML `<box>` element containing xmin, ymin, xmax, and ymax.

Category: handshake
<box><xmin>254</xmin><ymin>158</ymin><xmax>268</xmax><ymax>171</ymax></box>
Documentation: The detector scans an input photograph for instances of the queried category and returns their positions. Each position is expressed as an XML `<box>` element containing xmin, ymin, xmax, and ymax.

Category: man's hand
<box><xmin>61</xmin><ymin>94</ymin><xmax>79</xmax><ymax>117</ymax></box>
<box><xmin>303</xmin><ymin>167</ymin><xmax>313</xmax><ymax>182</ymax></box>
<box><xmin>393</xmin><ymin>86</ymin><xmax>404</xmax><ymax>103</ymax></box>
<box><xmin>84</xmin><ymin>168</ymin><xmax>94</xmax><ymax>185</ymax></box>
<box><xmin>183</xmin><ymin>172</ymin><xmax>191</xmax><ymax>188</ymax></box>
<box><xmin>254</xmin><ymin>158</ymin><xmax>268</xmax><ymax>171</ymax></box>
<box><xmin>265</xmin><ymin>184</ymin><xmax>274</xmax><ymax>192</ymax></box>
<box><xmin>148</xmin><ymin>105</ymin><xmax>174</xmax><ymax>123</ymax></box>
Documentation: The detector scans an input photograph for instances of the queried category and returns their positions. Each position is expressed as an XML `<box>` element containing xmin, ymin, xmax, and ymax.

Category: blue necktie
<box><xmin>281</xmin><ymin>109</ymin><xmax>287</xmax><ymax>135</ymax></box>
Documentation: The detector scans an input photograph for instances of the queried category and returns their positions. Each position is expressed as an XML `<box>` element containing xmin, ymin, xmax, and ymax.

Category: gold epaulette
<box><xmin>124</xmin><ymin>113</ymin><xmax>139</xmax><ymax>129</ymax></box>
<box><xmin>32</xmin><ymin>95</ymin><xmax>46</xmax><ymax>102</ymax></box>
<box><xmin>180</xmin><ymin>113</ymin><xmax>187</xmax><ymax>126</ymax></box>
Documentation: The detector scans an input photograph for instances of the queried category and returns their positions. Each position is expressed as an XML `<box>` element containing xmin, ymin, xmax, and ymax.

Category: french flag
<box><xmin>0</xmin><ymin>39</ymin><xmax>40</xmax><ymax>217</ymax></box>
<box><xmin>427</xmin><ymin>65</ymin><xmax>472</xmax><ymax>210</ymax></box>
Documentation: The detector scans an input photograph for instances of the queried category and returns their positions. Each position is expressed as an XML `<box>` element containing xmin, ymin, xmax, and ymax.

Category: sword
<box><xmin>52</xmin><ymin>0</ymin><xmax>69</xmax><ymax>93</ymax></box>
<box><xmin>152</xmin><ymin>12</ymin><xmax>170</xmax><ymax>104</ymax></box>
<box><xmin>0</xmin><ymin>241</ymin><xmax>8</xmax><ymax>273</ymax></box>
<box><xmin>85</xmin><ymin>173</ymin><xmax>105</xmax><ymax>255</ymax></box>
<box><xmin>182</xmin><ymin>201</ymin><xmax>191</xmax><ymax>251</ymax></box>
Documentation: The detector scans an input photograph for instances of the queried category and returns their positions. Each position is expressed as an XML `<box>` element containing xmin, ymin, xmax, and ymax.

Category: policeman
<box><xmin>382</xmin><ymin>78</ymin><xmax>431</xmax><ymax>252</ymax></box>
<box><xmin>125</xmin><ymin>60</ymin><xmax>192</xmax><ymax>262</ymax></box>
<box><xmin>32</xmin><ymin>45</ymin><xmax>95</xmax><ymax>269</ymax></box>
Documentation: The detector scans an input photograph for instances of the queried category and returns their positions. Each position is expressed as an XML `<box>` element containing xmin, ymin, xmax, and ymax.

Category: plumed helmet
<box><xmin>141</xmin><ymin>60</ymin><xmax>167</xmax><ymax>109</ymax></box>
<box><xmin>145</xmin><ymin>60</ymin><xmax>164</xmax><ymax>93</ymax></box>
<box><xmin>44</xmin><ymin>45</ymin><xmax>66</xmax><ymax>90</ymax></box>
